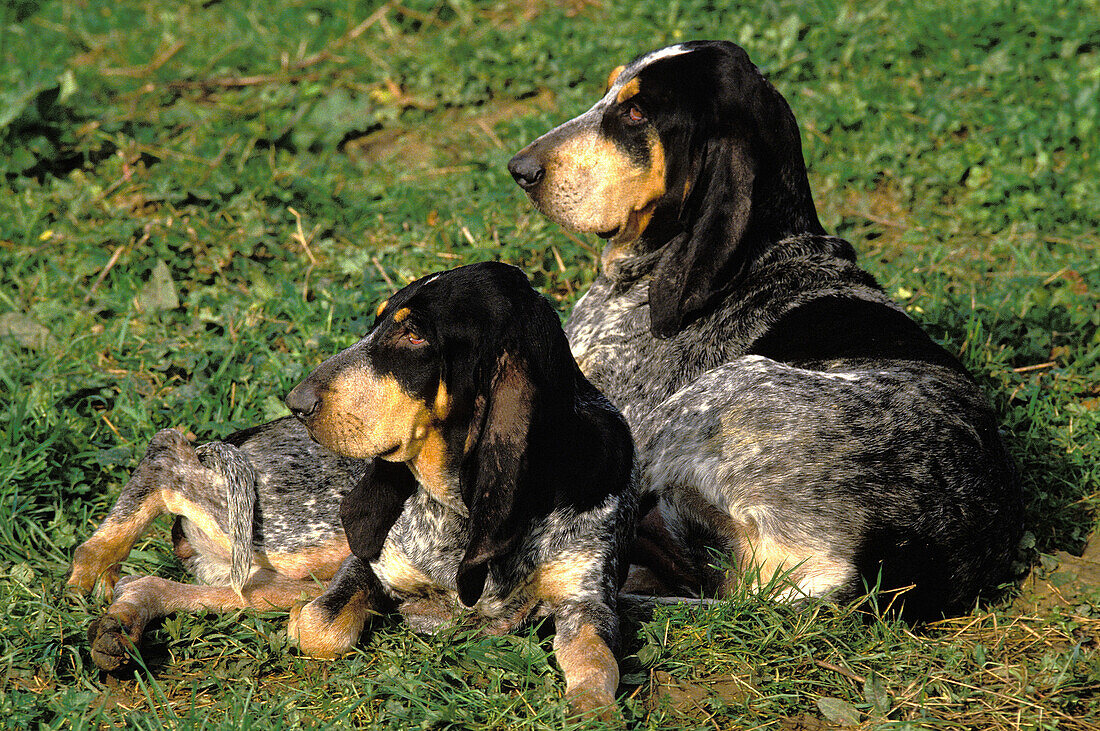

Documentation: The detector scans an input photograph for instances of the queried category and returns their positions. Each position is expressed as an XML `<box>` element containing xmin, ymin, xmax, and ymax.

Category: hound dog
<box><xmin>70</xmin><ymin>263</ymin><xmax>635</xmax><ymax>719</ymax></box>
<box><xmin>507</xmin><ymin>40</ymin><xmax>1023</xmax><ymax>618</ymax></box>
<box><xmin>283</xmin><ymin>262</ymin><xmax>635</xmax><ymax>719</ymax></box>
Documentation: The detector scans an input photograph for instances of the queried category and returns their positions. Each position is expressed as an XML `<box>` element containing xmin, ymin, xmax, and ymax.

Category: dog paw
<box><xmin>65</xmin><ymin>565</ymin><xmax>98</xmax><ymax>597</ymax></box>
<box><xmin>565</xmin><ymin>688</ymin><xmax>623</xmax><ymax>726</ymax></box>
<box><xmin>67</xmin><ymin>547</ymin><xmax>121</xmax><ymax>599</ymax></box>
<box><xmin>87</xmin><ymin>615</ymin><xmax>138</xmax><ymax>672</ymax></box>
<box><xmin>287</xmin><ymin>599</ymin><xmax>364</xmax><ymax>659</ymax></box>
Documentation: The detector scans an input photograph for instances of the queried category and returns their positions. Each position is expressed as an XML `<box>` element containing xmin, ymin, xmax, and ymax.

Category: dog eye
<box><xmin>623</xmin><ymin>103</ymin><xmax>647</xmax><ymax>125</ymax></box>
<box><xmin>403</xmin><ymin>332</ymin><xmax>427</xmax><ymax>347</ymax></box>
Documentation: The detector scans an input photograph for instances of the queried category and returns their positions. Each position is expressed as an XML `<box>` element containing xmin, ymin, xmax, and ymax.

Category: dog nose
<box><xmin>285</xmin><ymin>381</ymin><xmax>322</xmax><ymax>422</ymax></box>
<box><xmin>508</xmin><ymin>153</ymin><xmax>545</xmax><ymax>190</ymax></box>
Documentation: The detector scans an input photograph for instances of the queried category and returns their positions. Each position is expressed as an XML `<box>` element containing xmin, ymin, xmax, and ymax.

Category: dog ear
<box><xmin>646</xmin><ymin>42</ymin><xmax>823</xmax><ymax>338</ymax></box>
<box><xmin>648</xmin><ymin>136</ymin><xmax>756</xmax><ymax>338</ymax></box>
<box><xmin>339</xmin><ymin>459</ymin><xmax>418</xmax><ymax>561</ymax></box>
<box><xmin>454</xmin><ymin>351</ymin><xmax>535</xmax><ymax>607</ymax></box>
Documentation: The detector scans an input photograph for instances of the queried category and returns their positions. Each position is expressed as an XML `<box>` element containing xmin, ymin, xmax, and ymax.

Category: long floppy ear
<box><xmin>339</xmin><ymin>459</ymin><xmax>418</xmax><ymax>561</ymax></box>
<box><xmin>646</xmin><ymin>41</ymin><xmax>824</xmax><ymax>338</ymax></box>
<box><xmin>454</xmin><ymin>352</ymin><xmax>535</xmax><ymax>607</ymax></box>
<box><xmin>648</xmin><ymin>137</ymin><xmax>756</xmax><ymax>338</ymax></box>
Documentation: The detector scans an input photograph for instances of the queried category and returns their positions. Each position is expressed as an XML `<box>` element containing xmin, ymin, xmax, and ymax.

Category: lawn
<box><xmin>1</xmin><ymin>0</ymin><xmax>1097</xmax><ymax>728</ymax></box>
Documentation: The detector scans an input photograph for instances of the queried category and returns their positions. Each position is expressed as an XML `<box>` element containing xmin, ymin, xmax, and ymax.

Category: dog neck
<box><xmin>407</xmin><ymin>431</ymin><xmax>467</xmax><ymax>517</ymax></box>
<box><xmin>601</xmin><ymin>208</ymin><xmax>684</xmax><ymax>287</ymax></box>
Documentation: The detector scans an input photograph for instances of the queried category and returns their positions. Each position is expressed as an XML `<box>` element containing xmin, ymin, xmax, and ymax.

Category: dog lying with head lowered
<box><xmin>508</xmin><ymin>40</ymin><xmax>1022</xmax><ymax>617</ymax></box>
<box><xmin>71</xmin><ymin>262</ymin><xmax>635</xmax><ymax>720</ymax></box>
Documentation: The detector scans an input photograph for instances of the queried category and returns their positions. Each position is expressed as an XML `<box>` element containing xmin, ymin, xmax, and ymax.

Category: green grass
<box><xmin>2</xmin><ymin>0</ymin><xmax>1098</xmax><ymax>728</ymax></box>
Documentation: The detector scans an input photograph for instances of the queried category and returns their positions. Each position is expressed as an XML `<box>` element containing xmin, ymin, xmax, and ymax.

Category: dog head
<box><xmin>286</xmin><ymin>262</ymin><xmax>587</xmax><ymax>606</ymax></box>
<box><xmin>509</xmin><ymin>40</ymin><xmax>825</xmax><ymax>337</ymax></box>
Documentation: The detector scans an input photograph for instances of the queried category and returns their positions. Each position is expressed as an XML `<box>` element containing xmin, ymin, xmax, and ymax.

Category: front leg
<box><xmin>288</xmin><ymin>554</ymin><xmax>392</xmax><ymax>658</ymax></box>
<box><xmin>553</xmin><ymin>599</ymin><xmax>622</xmax><ymax>723</ymax></box>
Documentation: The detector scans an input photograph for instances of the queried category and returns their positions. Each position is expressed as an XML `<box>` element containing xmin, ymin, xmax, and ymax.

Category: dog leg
<box><xmin>68</xmin><ymin>429</ymin><xmax>213</xmax><ymax>599</ymax></box>
<box><xmin>622</xmin><ymin>499</ymin><xmax>705</xmax><ymax>596</ymax></box>
<box><xmin>87</xmin><ymin>569</ymin><xmax>321</xmax><ymax>671</ymax></box>
<box><xmin>288</xmin><ymin>555</ymin><xmax>391</xmax><ymax>659</ymax></box>
<box><xmin>553</xmin><ymin>599</ymin><xmax>622</xmax><ymax>724</ymax></box>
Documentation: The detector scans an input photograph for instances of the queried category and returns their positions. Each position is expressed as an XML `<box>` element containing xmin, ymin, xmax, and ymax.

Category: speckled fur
<box><xmin>70</xmin><ymin>419</ymin><xmax>367</xmax><ymax>591</ymax></box>
<box><xmin>287</xmin><ymin>263</ymin><xmax>635</xmax><ymax>720</ymax></box>
<box><xmin>376</xmin><ymin>443</ymin><xmax>634</xmax><ymax>641</ymax></box>
<box><xmin>512</xmin><ymin>41</ymin><xmax>1022</xmax><ymax>617</ymax></box>
<box><xmin>569</xmin><ymin>266</ymin><xmax>1019</xmax><ymax>610</ymax></box>
<box><xmin>68</xmin><ymin>418</ymin><xmax>368</xmax><ymax>670</ymax></box>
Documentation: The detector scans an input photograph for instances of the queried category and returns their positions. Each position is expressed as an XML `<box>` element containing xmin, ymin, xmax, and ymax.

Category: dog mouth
<box><xmin>377</xmin><ymin>443</ymin><xmax>403</xmax><ymax>459</ymax></box>
<box><xmin>596</xmin><ymin>227</ymin><xmax>620</xmax><ymax>239</ymax></box>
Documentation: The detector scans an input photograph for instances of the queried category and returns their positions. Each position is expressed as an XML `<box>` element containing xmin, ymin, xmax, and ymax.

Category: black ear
<box><xmin>648</xmin><ymin>137</ymin><xmax>756</xmax><ymax>338</ymax></box>
<box><xmin>454</xmin><ymin>352</ymin><xmax>535</xmax><ymax>607</ymax></box>
<box><xmin>646</xmin><ymin>42</ymin><xmax>824</xmax><ymax>338</ymax></box>
<box><xmin>339</xmin><ymin>459</ymin><xmax>418</xmax><ymax>561</ymax></box>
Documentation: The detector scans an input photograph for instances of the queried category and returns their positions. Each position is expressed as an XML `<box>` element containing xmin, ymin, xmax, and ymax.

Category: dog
<box><xmin>283</xmin><ymin>262</ymin><xmax>635</xmax><ymax>719</ymax></box>
<box><xmin>70</xmin><ymin>262</ymin><xmax>635</xmax><ymax>719</ymax></box>
<box><xmin>507</xmin><ymin>40</ymin><xmax>1023</xmax><ymax>618</ymax></box>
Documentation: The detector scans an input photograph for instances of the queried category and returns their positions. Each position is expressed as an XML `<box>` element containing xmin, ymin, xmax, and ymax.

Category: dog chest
<box><xmin>371</xmin><ymin>491</ymin><xmax>618</xmax><ymax>625</ymax></box>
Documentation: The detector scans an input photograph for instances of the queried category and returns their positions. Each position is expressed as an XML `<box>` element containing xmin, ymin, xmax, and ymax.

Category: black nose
<box><xmin>285</xmin><ymin>381</ymin><xmax>321</xmax><ymax>422</ymax></box>
<box><xmin>507</xmin><ymin>153</ymin><xmax>545</xmax><ymax>190</ymax></box>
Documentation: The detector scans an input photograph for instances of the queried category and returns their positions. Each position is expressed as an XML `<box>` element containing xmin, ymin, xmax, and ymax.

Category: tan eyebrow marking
<box><xmin>376</xmin><ymin>300</ymin><xmax>388</xmax><ymax>317</ymax></box>
<box><xmin>616</xmin><ymin>77</ymin><xmax>641</xmax><ymax>104</ymax></box>
<box><xmin>605</xmin><ymin>64</ymin><xmax>625</xmax><ymax>91</ymax></box>
<box><xmin>392</xmin><ymin>307</ymin><xmax>411</xmax><ymax>323</ymax></box>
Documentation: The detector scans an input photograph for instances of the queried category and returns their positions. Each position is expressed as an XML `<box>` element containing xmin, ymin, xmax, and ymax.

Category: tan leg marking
<box><xmin>160</xmin><ymin>491</ymin><xmax>233</xmax><ymax>555</ymax></box>
<box><xmin>68</xmin><ymin>429</ymin><xmax>226</xmax><ymax>599</ymax></box>
<box><xmin>374</xmin><ymin>541</ymin><xmax>434</xmax><ymax>594</ymax></box>
<box><xmin>288</xmin><ymin>588</ymin><xmax>373</xmax><ymax>659</ymax></box>
<box><xmin>67</xmin><ymin>498</ymin><xmax>164</xmax><ymax>598</ymax></box>
<box><xmin>668</xmin><ymin>486</ymin><xmax>852</xmax><ymax>600</ymax></box>
<box><xmin>555</xmin><ymin>624</ymin><xmax>621</xmax><ymax>723</ymax></box>
<box><xmin>725</xmin><ymin>518</ymin><xmax>852</xmax><ymax>600</ymax></box>
<box><xmin>88</xmin><ymin>570</ymin><xmax>321</xmax><ymax>671</ymax></box>
<box><xmin>533</xmin><ymin>553</ymin><xmax>597</xmax><ymax>604</ymax></box>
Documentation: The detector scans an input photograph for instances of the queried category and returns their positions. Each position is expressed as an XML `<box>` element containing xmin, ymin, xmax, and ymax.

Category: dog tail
<box><xmin>227</xmin><ymin>462</ymin><xmax>257</xmax><ymax>602</ymax></box>
<box><xmin>196</xmin><ymin>442</ymin><xmax>258</xmax><ymax>601</ymax></box>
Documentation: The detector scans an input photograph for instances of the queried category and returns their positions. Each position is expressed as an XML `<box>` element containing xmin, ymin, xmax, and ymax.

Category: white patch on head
<box><xmin>596</xmin><ymin>43</ymin><xmax>694</xmax><ymax>110</ymax></box>
<box><xmin>634</xmin><ymin>44</ymin><xmax>693</xmax><ymax>69</ymax></box>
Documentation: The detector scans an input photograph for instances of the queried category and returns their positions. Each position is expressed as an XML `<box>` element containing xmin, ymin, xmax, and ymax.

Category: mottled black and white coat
<box><xmin>286</xmin><ymin>262</ymin><xmax>636</xmax><ymax>720</ymax></box>
<box><xmin>70</xmin><ymin>264</ymin><xmax>636</xmax><ymax>724</ymax></box>
<box><xmin>509</xmin><ymin>40</ymin><xmax>1022</xmax><ymax>618</ymax></box>
<box><xmin>68</xmin><ymin>417</ymin><xmax>366</xmax><ymax>672</ymax></box>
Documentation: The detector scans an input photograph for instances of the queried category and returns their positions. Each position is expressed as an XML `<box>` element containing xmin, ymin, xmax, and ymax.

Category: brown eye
<box><xmin>404</xmin><ymin>332</ymin><xmax>426</xmax><ymax>347</ymax></box>
<box><xmin>624</xmin><ymin>103</ymin><xmax>646</xmax><ymax>125</ymax></box>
